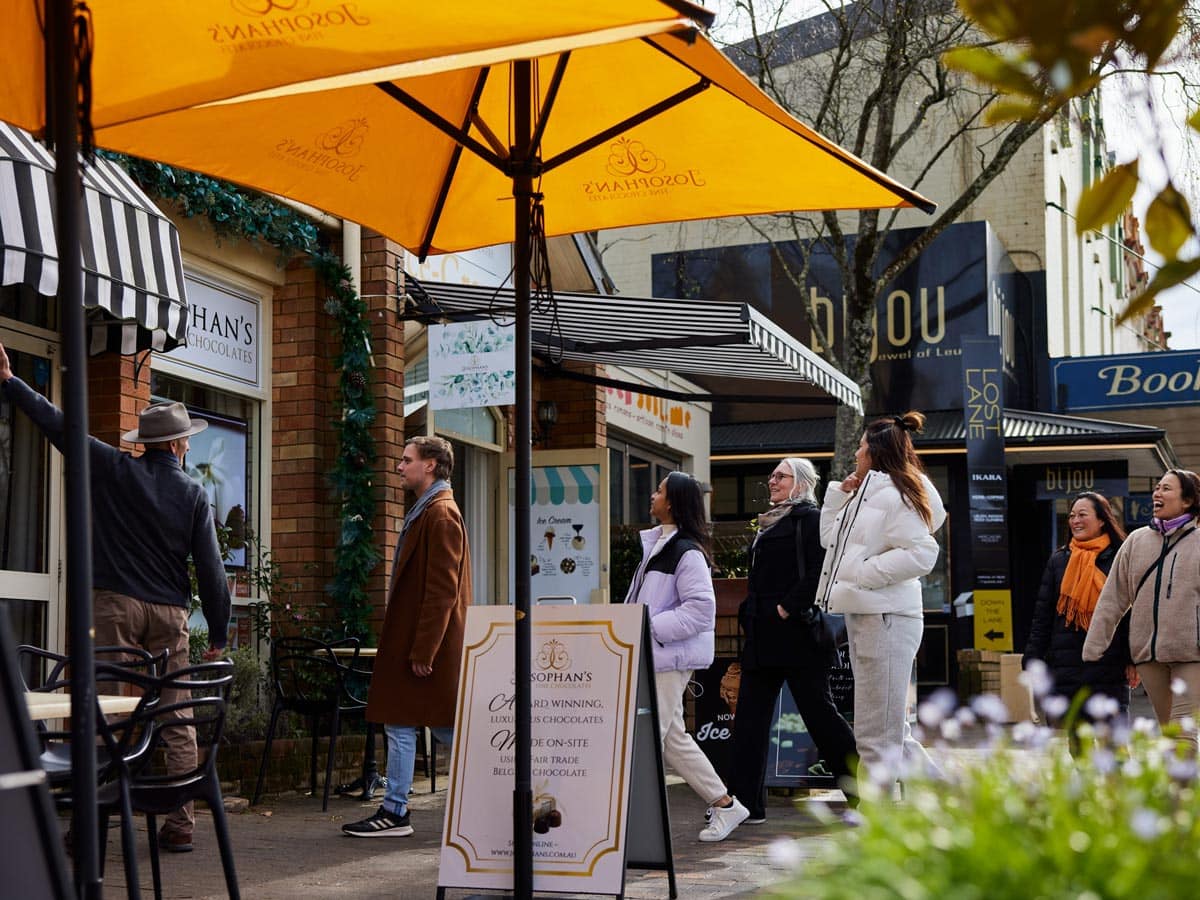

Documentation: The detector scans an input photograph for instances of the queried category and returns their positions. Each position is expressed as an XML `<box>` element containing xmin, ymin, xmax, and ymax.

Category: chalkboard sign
<box><xmin>765</xmin><ymin>640</ymin><xmax>855</xmax><ymax>787</ymax></box>
<box><xmin>691</xmin><ymin>619</ymin><xmax>855</xmax><ymax>789</ymax></box>
<box><xmin>0</xmin><ymin>604</ymin><xmax>73</xmax><ymax>899</ymax></box>
<box><xmin>689</xmin><ymin>657</ymin><xmax>741</xmax><ymax>784</ymax></box>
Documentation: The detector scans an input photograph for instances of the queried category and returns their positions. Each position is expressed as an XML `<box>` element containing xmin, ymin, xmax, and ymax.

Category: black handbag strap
<box><xmin>1134</xmin><ymin>525</ymin><xmax>1196</xmax><ymax>597</ymax></box>
<box><xmin>793</xmin><ymin>508</ymin><xmax>806</xmax><ymax>584</ymax></box>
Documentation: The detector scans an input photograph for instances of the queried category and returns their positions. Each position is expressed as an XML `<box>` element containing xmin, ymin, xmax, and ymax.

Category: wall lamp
<box><xmin>535</xmin><ymin>400</ymin><xmax>558</xmax><ymax>445</ymax></box>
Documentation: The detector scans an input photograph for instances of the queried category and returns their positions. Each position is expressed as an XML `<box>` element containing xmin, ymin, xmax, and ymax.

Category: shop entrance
<box><xmin>0</xmin><ymin>324</ymin><xmax>63</xmax><ymax>658</ymax></box>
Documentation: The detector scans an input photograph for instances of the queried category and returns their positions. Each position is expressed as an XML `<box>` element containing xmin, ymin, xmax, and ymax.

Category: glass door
<box><xmin>0</xmin><ymin>327</ymin><xmax>63</xmax><ymax>653</ymax></box>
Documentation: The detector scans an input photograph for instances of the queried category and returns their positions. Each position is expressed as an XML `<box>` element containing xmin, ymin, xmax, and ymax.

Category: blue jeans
<box><xmin>382</xmin><ymin>725</ymin><xmax>454</xmax><ymax>816</ymax></box>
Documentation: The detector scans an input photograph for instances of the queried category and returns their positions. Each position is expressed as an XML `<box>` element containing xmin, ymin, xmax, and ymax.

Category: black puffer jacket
<box><xmin>1023</xmin><ymin>542</ymin><xmax>1130</xmax><ymax>699</ymax></box>
<box><xmin>739</xmin><ymin>502</ymin><xmax>829</xmax><ymax>670</ymax></box>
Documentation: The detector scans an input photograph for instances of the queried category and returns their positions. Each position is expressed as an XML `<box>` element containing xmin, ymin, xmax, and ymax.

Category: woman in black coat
<box><xmin>1024</xmin><ymin>491</ymin><xmax>1135</xmax><ymax>716</ymax></box>
<box><xmin>728</xmin><ymin>458</ymin><xmax>857</xmax><ymax>823</ymax></box>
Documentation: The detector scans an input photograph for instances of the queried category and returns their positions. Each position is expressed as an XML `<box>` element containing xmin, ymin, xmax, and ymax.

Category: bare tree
<box><xmin>709</xmin><ymin>0</ymin><xmax>1060</xmax><ymax>471</ymax></box>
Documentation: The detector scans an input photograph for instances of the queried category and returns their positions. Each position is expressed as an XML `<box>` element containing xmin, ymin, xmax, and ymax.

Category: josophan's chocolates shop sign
<box><xmin>1052</xmin><ymin>349</ymin><xmax>1200</xmax><ymax>412</ymax></box>
<box><xmin>166</xmin><ymin>275</ymin><xmax>260</xmax><ymax>391</ymax></box>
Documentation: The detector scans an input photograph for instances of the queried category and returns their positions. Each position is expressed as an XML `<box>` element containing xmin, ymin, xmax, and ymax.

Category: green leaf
<box><xmin>1075</xmin><ymin>161</ymin><xmax>1139</xmax><ymax>234</ymax></box>
<box><xmin>983</xmin><ymin>98</ymin><xmax>1043</xmax><ymax>126</ymax></box>
<box><xmin>941</xmin><ymin>47</ymin><xmax>1040</xmax><ymax>97</ymax></box>
<box><xmin>1116</xmin><ymin>257</ymin><xmax>1200</xmax><ymax>324</ymax></box>
<box><xmin>1144</xmin><ymin>185</ymin><xmax>1194</xmax><ymax>258</ymax></box>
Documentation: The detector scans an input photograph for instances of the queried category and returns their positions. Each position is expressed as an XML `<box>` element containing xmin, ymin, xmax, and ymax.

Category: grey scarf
<box><xmin>391</xmin><ymin>479</ymin><xmax>452</xmax><ymax>581</ymax></box>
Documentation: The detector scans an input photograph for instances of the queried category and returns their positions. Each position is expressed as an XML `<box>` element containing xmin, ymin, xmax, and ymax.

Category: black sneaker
<box><xmin>341</xmin><ymin>806</ymin><xmax>413</xmax><ymax>838</ymax></box>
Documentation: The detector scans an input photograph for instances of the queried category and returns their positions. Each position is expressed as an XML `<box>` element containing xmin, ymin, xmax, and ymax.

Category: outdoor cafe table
<box><xmin>24</xmin><ymin>692</ymin><xmax>140</xmax><ymax>721</ymax></box>
<box><xmin>329</xmin><ymin>647</ymin><xmax>385</xmax><ymax>799</ymax></box>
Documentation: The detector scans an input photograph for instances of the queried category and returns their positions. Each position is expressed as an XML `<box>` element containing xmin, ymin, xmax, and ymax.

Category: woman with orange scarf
<box><xmin>1023</xmin><ymin>492</ymin><xmax>1135</xmax><ymax>719</ymax></box>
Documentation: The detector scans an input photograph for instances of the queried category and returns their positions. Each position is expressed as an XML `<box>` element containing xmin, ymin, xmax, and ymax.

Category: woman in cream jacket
<box><xmin>816</xmin><ymin>412</ymin><xmax>946</xmax><ymax>784</ymax></box>
<box><xmin>1084</xmin><ymin>468</ymin><xmax>1200</xmax><ymax>738</ymax></box>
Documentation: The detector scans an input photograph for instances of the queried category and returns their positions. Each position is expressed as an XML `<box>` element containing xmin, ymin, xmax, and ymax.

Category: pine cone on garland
<box><xmin>347</xmin><ymin>370</ymin><xmax>367</xmax><ymax>392</ymax></box>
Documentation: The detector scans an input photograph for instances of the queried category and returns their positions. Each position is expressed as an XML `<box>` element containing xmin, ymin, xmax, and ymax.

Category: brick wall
<box><xmin>359</xmin><ymin>231</ymin><xmax>406</xmax><ymax>633</ymax></box>
<box><xmin>270</xmin><ymin>256</ymin><xmax>336</xmax><ymax>615</ymax></box>
<box><xmin>533</xmin><ymin>362</ymin><xmax>606</xmax><ymax>450</ymax></box>
<box><xmin>88</xmin><ymin>350</ymin><xmax>151</xmax><ymax>449</ymax></box>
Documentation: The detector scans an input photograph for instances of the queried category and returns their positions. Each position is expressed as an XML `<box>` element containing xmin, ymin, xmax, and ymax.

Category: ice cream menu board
<box><xmin>508</xmin><ymin>463</ymin><xmax>602</xmax><ymax>604</ymax></box>
<box><xmin>439</xmin><ymin>605</ymin><xmax>646</xmax><ymax>894</ymax></box>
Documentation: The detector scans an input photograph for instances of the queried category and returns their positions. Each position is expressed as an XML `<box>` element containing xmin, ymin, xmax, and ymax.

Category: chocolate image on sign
<box><xmin>571</xmin><ymin>523</ymin><xmax>585</xmax><ymax>550</ymax></box>
<box><xmin>560</xmin><ymin>557</ymin><xmax>576</xmax><ymax>574</ymax></box>
<box><xmin>531</xmin><ymin>555</ymin><xmax>540</xmax><ymax>575</ymax></box>
<box><xmin>532</xmin><ymin>792</ymin><xmax>563</xmax><ymax>834</ymax></box>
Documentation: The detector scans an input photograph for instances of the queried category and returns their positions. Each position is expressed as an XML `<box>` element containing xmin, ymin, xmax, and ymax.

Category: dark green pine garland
<box><xmin>108</xmin><ymin>154</ymin><xmax>378</xmax><ymax>640</ymax></box>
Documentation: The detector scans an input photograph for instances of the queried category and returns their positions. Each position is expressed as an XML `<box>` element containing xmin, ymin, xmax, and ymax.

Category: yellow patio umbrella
<box><xmin>5</xmin><ymin>4</ymin><xmax>934</xmax><ymax>896</ymax></box>
<box><xmin>2</xmin><ymin>3</ymin><xmax>713</xmax><ymax>897</ymax></box>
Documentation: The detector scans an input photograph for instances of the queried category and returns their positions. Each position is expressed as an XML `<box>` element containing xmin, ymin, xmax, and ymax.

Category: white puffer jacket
<box><xmin>815</xmin><ymin>470</ymin><xmax>946</xmax><ymax>618</ymax></box>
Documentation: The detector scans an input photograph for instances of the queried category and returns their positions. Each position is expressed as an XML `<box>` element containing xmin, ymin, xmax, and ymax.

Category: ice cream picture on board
<box><xmin>511</xmin><ymin>464</ymin><xmax>601</xmax><ymax>604</ymax></box>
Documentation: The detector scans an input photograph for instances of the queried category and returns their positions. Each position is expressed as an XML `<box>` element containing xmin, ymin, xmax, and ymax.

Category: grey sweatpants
<box><xmin>845</xmin><ymin>612</ymin><xmax>938</xmax><ymax>785</ymax></box>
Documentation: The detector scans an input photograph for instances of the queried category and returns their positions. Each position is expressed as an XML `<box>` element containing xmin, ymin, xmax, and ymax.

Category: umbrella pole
<box><xmin>48</xmin><ymin>0</ymin><xmax>99</xmax><ymax>897</ymax></box>
<box><xmin>512</xmin><ymin>59</ymin><xmax>534</xmax><ymax>900</ymax></box>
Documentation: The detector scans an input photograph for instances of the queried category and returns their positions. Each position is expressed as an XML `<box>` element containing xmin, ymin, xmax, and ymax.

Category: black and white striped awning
<box><xmin>408</xmin><ymin>281</ymin><xmax>863</xmax><ymax>412</ymax></box>
<box><xmin>0</xmin><ymin>123</ymin><xmax>188</xmax><ymax>354</ymax></box>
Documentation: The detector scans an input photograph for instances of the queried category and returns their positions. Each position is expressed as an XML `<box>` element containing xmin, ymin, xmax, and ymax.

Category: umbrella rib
<box><xmin>418</xmin><ymin>70</ymin><xmax>491</xmax><ymax>261</ymax></box>
<box><xmin>374</xmin><ymin>81</ymin><xmax>508</xmax><ymax>173</ymax></box>
<box><xmin>540</xmin><ymin>79</ymin><xmax>709</xmax><ymax>173</ymax></box>
<box><xmin>529</xmin><ymin>53</ymin><xmax>570</xmax><ymax>159</ymax></box>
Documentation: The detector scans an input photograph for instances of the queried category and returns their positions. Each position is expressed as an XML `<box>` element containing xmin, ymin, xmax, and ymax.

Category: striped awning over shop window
<box><xmin>0</xmin><ymin>123</ymin><xmax>188</xmax><ymax>354</ymax></box>
<box><xmin>409</xmin><ymin>281</ymin><xmax>863</xmax><ymax>412</ymax></box>
<box><xmin>510</xmin><ymin>465</ymin><xmax>600</xmax><ymax>506</ymax></box>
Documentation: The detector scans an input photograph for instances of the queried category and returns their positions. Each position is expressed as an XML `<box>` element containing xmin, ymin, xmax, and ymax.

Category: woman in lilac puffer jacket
<box><xmin>625</xmin><ymin>471</ymin><xmax>750</xmax><ymax>843</ymax></box>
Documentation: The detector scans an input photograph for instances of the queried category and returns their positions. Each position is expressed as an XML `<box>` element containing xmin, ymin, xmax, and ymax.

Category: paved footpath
<box><xmin>97</xmin><ymin>776</ymin><xmax>849</xmax><ymax>899</ymax></box>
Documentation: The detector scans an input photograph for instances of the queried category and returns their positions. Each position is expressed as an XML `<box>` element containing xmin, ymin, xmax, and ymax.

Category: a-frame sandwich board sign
<box><xmin>437</xmin><ymin>603</ymin><xmax>675</xmax><ymax>899</ymax></box>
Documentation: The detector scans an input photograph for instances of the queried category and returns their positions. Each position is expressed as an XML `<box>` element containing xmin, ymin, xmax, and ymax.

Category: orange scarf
<box><xmin>1057</xmin><ymin>533</ymin><xmax>1111</xmax><ymax>631</ymax></box>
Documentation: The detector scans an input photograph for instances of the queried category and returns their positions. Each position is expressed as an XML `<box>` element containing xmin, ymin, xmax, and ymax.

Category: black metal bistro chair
<box><xmin>99</xmin><ymin>660</ymin><xmax>239</xmax><ymax>900</ymax></box>
<box><xmin>18</xmin><ymin>645</ymin><xmax>167</xmax><ymax>900</ymax></box>
<box><xmin>253</xmin><ymin>636</ymin><xmax>369</xmax><ymax>811</ymax></box>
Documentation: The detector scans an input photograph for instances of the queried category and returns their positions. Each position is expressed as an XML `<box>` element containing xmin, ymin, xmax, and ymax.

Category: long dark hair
<box><xmin>1070</xmin><ymin>492</ymin><xmax>1127</xmax><ymax>544</ymax></box>
<box><xmin>863</xmin><ymin>410</ymin><xmax>933</xmax><ymax>528</ymax></box>
<box><xmin>664</xmin><ymin>471</ymin><xmax>712</xmax><ymax>561</ymax></box>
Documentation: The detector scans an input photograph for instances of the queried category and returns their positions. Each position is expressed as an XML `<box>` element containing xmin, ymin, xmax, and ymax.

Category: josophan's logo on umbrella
<box><xmin>271</xmin><ymin>118</ymin><xmax>368</xmax><ymax>182</ymax></box>
<box><xmin>581</xmin><ymin>137</ymin><xmax>706</xmax><ymax>202</ymax></box>
<box><xmin>211</xmin><ymin>0</ymin><xmax>371</xmax><ymax>49</ymax></box>
<box><xmin>318</xmin><ymin>118</ymin><xmax>369</xmax><ymax>157</ymax></box>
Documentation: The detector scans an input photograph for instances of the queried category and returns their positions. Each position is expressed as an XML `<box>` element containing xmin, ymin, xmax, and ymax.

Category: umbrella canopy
<box><xmin>87</xmin><ymin>27</ymin><xmax>932</xmax><ymax>255</ymax></box>
<box><xmin>1</xmin><ymin>0</ymin><xmax>711</xmax><ymax>133</ymax></box>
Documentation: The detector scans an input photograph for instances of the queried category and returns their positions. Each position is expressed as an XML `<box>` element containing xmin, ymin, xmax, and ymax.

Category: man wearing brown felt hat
<box><xmin>0</xmin><ymin>341</ymin><xmax>230</xmax><ymax>853</ymax></box>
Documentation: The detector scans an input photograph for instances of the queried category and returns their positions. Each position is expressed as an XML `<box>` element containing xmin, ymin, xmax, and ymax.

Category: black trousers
<box><xmin>729</xmin><ymin>664</ymin><xmax>857</xmax><ymax>818</ymax></box>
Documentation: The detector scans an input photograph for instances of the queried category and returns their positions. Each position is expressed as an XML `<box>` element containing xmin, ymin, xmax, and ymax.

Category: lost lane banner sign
<box><xmin>438</xmin><ymin>604</ymin><xmax>673</xmax><ymax>897</ymax></box>
<box><xmin>961</xmin><ymin>336</ymin><xmax>1013</xmax><ymax>651</ymax></box>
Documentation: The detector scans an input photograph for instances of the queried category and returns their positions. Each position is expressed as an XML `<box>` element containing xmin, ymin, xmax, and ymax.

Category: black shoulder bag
<box><xmin>793</xmin><ymin>509</ymin><xmax>847</xmax><ymax>652</ymax></box>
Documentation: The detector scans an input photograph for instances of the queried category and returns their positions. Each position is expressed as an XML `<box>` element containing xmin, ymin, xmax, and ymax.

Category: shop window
<box><xmin>922</xmin><ymin>465</ymin><xmax>952</xmax><ymax>613</ymax></box>
<box><xmin>436</xmin><ymin>406</ymin><xmax>499</xmax><ymax>446</ymax></box>
<box><xmin>151</xmin><ymin>372</ymin><xmax>257</xmax><ymax>574</ymax></box>
<box><xmin>0</xmin><ymin>347</ymin><xmax>50</xmax><ymax>574</ymax></box>
<box><xmin>711</xmin><ymin>474</ymin><xmax>739</xmax><ymax>518</ymax></box>
<box><xmin>0</xmin><ymin>284</ymin><xmax>58</xmax><ymax>332</ymax></box>
<box><xmin>607</xmin><ymin>437</ymin><xmax>680</xmax><ymax>526</ymax></box>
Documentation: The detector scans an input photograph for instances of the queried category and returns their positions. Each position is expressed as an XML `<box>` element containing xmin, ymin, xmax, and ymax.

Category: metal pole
<box><xmin>48</xmin><ymin>1</ymin><xmax>98</xmax><ymax>896</ymax></box>
<box><xmin>511</xmin><ymin>57</ymin><xmax>534</xmax><ymax>900</ymax></box>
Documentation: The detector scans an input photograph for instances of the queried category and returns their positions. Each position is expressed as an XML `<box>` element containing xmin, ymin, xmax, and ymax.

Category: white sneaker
<box><xmin>698</xmin><ymin>797</ymin><xmax>749</xmax><ymax>842</ymax></box>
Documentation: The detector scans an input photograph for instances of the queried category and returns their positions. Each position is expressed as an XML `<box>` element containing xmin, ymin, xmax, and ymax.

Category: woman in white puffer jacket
<box><xmin>816</xmin><ymin>411</ymin><xmax>946</xmax><ymax>786</ymax></box>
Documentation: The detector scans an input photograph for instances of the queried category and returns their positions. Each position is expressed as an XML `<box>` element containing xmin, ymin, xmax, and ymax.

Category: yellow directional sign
<box><xmin>974</xmin><ymin>589</ymin><xmax>1013</xmax><ymax>651</ymax></box>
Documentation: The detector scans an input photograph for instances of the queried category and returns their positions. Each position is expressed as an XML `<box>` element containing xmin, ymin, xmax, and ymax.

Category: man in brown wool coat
<box><xmin>343</xmin><ymin>435</ymin><xmax>472</xmax><ymax>837</ymax></box>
